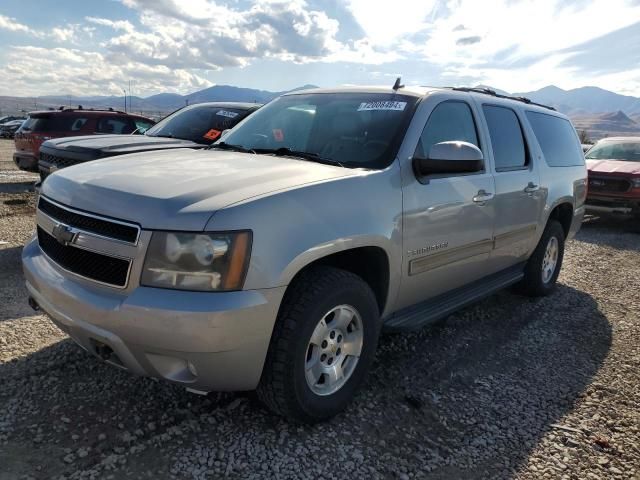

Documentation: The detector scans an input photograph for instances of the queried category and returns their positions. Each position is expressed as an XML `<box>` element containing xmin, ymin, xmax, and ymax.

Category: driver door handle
<box><xmin>473</xmin><ymin>190</ymin><xmax>494</xmax><ymax>204</ymax></box>
<box><xmin>524</xmin><ymin>182</ymin><xmax>540</xmax><ymax>193</ymax></box>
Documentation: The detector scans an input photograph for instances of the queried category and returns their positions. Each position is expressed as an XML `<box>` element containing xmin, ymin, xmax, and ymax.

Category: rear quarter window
<box><xmin>525</xmin><ymin>111</ymin><xmax>584</xmax><ymax>167</ymax></box>
<box><xmin>20</xmin><ymin>114</ymin><xmax>89</xmax><ymax>133</ymax></box>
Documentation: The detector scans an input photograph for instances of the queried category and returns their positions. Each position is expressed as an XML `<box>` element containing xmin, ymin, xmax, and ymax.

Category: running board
<box><xmin>383</xmin><ymin>264</ymin><xmax>525</xmax><ymax>331</ymax></box>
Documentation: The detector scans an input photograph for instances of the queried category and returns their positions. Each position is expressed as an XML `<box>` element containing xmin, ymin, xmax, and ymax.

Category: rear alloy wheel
<box><xmin>257</xmin><ymin>266</ymin><xmax>380</xmax><ymax>423</ymax></box>
<box><xmin>517</xmin><ymin>219</ymin><xmax>565</xmax><ymax>297</ymax></box>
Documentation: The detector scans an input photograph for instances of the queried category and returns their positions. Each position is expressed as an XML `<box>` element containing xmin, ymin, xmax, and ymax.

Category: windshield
<box><xmin>586</xmin><ymin>141</ymin><xmax>640</xmax><ymax>162</ymax></box>
<box><xmin>146</xmin><ymin>104</ymin><xmax>249</xmax><ymax>144</ymax></box>
<box><xmin>221</xmin><ymin>92</ymin><xmax>418</xmax><ymax>169</ymax></box>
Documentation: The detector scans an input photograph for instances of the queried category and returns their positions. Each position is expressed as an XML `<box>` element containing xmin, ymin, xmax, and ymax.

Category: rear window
<box><xmin>19</xmin><ymin>114</ymin><xmax>89</xmax><ymax>133</ymax></box>
<box><xmin>526</xmin><ymin>111</ymin><xmax>584</xmax><ymax>167</ymax></box>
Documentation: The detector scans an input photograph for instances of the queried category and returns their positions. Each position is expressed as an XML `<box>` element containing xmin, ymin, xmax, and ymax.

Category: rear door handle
<box><xmin>524</xmin><ymin>182</ymin><xmax>540</xmax><ymax>193</ymax></box>
<box><xmin>473</xmin><ymin>190</ymin><xmax>494</xmax><ymax>204</ymax></box>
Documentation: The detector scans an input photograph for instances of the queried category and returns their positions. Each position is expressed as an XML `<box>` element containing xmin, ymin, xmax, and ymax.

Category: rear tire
<box><xmin>517</xmin><ymin>219</ymin><xmax>565</xmax><ymax>297</ymax></box>
<box><xmin>257</xmin><ymin>266</ymin><xmax>381</xmax><ymax>423</ymax></box>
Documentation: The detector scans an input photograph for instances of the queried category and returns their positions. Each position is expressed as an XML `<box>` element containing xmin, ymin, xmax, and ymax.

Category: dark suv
<box><xmin>14</xmin><ymin>108</ymin><xmax>155</xmax><ymax>172</ymax></box>
<box><xmin>38</xmin><ymin>102</ymin><xmax>260</xmax><ymax>181</ymax></box>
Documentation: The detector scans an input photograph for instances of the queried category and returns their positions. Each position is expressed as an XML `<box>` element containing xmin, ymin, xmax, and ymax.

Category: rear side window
<box><xmin>20</xmin><ymin>114</ymin><xmax>89</xmax><ymax>133</ymax></box>
<box><xmin>134</xmin><ymin>119</ymin><xmax>154</xmax><ymax>134</ymax></box>
<box><xmin>483</xmin><ymin>105</ymin><xmax>528</xmax><ymax>171</ymax></box>
<box><xmin>526</xmin><ymin>111</ymin><xmax>584</xmax><ymax>167</ymax></box>
<box><xmin>415</xmin><ymin>101</ymin><xmax>479</xmax><ymax>158</ymax></box>
<box><xmin>97</xmin><ymin>117</ymin><xmax>135</xmax><ymax>134</ymax></box>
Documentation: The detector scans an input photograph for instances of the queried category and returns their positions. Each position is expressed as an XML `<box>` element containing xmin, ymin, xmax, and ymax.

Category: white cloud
<box><xmin>0</xmin><ymin>46</ymin><xmax>212</xmax><ymax>97</ymax></box>
<box><xmin>85</xmin><ymin>16</ymin><xmax>135</xmax><ymax>33</ymax></box>
<box><xmin>0</xmin><ymin>14</ymin><xmax>34</xmax><ymax>34</ymax></box>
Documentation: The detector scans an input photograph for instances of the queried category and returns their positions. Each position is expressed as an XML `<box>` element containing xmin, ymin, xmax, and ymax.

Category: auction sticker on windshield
<box><xmin>357</xmin><ymin>101</ymin><xmax>406</xmax><ymax>112</ymax></box>
<box><xmin>216</xmin><ymin>110</ymin><xmax>239</xmax><ymax>118</ymax></box>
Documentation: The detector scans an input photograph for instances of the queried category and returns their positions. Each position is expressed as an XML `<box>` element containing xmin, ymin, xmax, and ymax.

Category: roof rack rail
<box><xmin>450</xmin><ymin>87</ymin><xmax>556</xmax><ymax>111</ymax></box>
<box><xmin>54</xmin><ymin>106</ymin><xmax>128</xmax><ymax>114</ymax></box>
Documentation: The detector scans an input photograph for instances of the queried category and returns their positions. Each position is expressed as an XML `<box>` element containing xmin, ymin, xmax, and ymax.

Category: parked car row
<box><xmin>13</xmin><ymin>107</ymin><xmax>156</xmax><ymax>172</ymax></box>
<box><xmin>0</xmin><ymin>119</ymin><xmax>25</xmax><ymax>138</ymax></box>
<box><xmin>23</xmin><ymin>83</ymin><xmax>590</xmax><ymax>422</ymax></box>
<box><xmin>38</xmin><ymin>102</ymin><xmax>260</xmax><ymax>180</ymax></box>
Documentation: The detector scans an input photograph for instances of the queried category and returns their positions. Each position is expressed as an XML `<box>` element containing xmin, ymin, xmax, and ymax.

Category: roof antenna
<box><xmin>392</xmin><ymin>77</ymin><xmax>404</xmax><ymax>91</ymax></box>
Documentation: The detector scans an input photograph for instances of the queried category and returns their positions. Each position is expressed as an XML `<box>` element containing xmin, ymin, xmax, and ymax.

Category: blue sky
<box><xmin>0</xmin><ymin>0</ymin><xmax>639</xmax><ymax>98</ymax></box>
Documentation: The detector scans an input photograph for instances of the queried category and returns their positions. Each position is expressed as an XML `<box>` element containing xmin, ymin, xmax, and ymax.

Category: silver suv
<box><xmin>23</xmin><ymin>86</ymin><xmax>587</xmax><ymax>423</ymax></box>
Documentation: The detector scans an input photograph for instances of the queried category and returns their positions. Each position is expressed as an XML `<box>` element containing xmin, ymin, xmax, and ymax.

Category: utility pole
<box><xmin>122</xmin><ymin>88</ymin><xmax>127</xmax><ymax>112</ymax></box>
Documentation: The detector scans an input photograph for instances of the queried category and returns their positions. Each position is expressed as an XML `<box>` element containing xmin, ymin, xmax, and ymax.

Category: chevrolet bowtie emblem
<box><xmin>51</xmin><ymin>223</ymin><xmax>76</xmax><ymax>246</ymax></box>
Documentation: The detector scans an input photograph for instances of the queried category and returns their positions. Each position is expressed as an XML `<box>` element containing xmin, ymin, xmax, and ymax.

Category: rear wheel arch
<box><xmin>547</xmin><ymin>202</ymin><xmax>573</xmax><ymax>238</ymax></box>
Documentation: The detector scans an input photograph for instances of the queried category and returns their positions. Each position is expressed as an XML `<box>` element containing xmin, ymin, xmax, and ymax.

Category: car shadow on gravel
<box><xmin>0</xmin><ymin>284</ymin><xmax>611</xmax><ymax>479</ymax></box>
<box><xmin>363</xmin><ymin>284</ymin><xmax>612</xmax><ymax>478</ymax></box>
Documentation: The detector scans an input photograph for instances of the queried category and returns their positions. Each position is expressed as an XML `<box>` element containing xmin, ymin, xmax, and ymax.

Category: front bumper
<box><xmin>13</xmin><ymin>152</ymin><xmax>38</xmax><ymax>172</ymax></box>
<box><xmin>22</xmin><ymin>238</ymin><xmax>286</xmax><ymax>392</ymax></box>
<box><xmin>586</xmin><ymin>195</ymin><xmax>640</xmax><ymax>216</ymax></box>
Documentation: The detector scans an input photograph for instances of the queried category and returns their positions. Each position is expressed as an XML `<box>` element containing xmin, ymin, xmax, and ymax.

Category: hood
<box><xmin>41</xmin><ymin>134</ymin><xmax>202</xmax><ymax>160</ymax></box>
<box><xmin>586</xmin><ymin>159</ymin><xmax>640</xmax><ymax>176</ymax></box>
<box><xmin>41</xmin><ymin>148</ymin><xmax>355</xmax><ymax>230</ymax></box>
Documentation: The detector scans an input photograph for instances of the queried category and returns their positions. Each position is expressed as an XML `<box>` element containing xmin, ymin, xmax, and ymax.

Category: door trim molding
<box><xmin>408</xmin><ymin>238</ymin><xmax>493</xmax><ymax>276</ymax></box>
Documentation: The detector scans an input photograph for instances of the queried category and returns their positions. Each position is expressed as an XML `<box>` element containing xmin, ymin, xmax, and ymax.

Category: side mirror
<box><xmin>414</xmin><ymin>141</ymin><xmax>484</xmax><ymax>176</ymax></box>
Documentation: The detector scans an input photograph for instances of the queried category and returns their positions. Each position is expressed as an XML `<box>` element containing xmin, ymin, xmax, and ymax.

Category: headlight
<box><xmin>632</xmin><ymin>178</ymin><xmax>640</xmax><ymax>188</ymax></box>
<box><xmin>141</xmin><ymin>231</ymin><xmax>252</xmax><ymax>291</ymax></box>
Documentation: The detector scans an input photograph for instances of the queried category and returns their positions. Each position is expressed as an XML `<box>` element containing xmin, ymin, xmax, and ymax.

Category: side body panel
<box><xmin>395</xmin><ymin>91</ymin><xmax>496</xmax><ymax>310</ymax></box>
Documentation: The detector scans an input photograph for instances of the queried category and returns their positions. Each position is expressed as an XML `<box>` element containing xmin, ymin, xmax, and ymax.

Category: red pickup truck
<box><xmin>585</xmin><ymin>137</ymin><xmax>640</xmax><ymax>219</ymax></box>
<box><xmin>14</xmin><ymin>107</ymin><xmax>154</xmax><ymax>172</ymax></box>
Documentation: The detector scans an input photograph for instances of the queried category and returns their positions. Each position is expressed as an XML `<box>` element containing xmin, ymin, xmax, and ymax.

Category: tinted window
<box><xmin>146</xmin><ymin>105</ymin><xmax>248</xmax><ymax>144</ymax></box>
<box><xmin>585</xmin><ymin>141</ymin><xmax>640</xmax><ymax>162</ymax></box>
<box><xmin>415</xmin><ymin>101</ymin><xmax>479</xmax><ymax>158</ymax></box>
<box><xmin>223</xmin><ymin>93</ymin><xmax>418</xmax><ymax>169</ymax></box>
<box><xmin>97</xmin><ymin>117</ymin><xmax>135</xmax><ymax>134</ymax></box>
<box><xmin>20</xmin><ymin>114</ymin><xmax>89</xmax><ymax>133</ymax></box>
<box><xmin>527</xmin><ymin>111</ymin><xmax>586</xmax><ymax>166</ymax></box>
<box><xmin>483</xmin><ymin>105</ymin><xmax>527</xmax><ymax>171</ymax></box>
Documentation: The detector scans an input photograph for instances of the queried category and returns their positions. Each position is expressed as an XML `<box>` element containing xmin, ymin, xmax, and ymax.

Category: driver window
<box><xmin>415</xmin><ymin>101</ymin><xmax>479</xmax><ymax>158</ymax></box>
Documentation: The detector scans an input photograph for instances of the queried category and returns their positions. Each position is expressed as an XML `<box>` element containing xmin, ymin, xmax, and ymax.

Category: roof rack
<box><xmin>53</xmin><ymin>106</ymin><xmax>127</xmax><ymax>114</ymax></box>
<box><xmin>450</xmin><ymin>87</ymin><xmax>556</xmax><ymax>111</ymax></box>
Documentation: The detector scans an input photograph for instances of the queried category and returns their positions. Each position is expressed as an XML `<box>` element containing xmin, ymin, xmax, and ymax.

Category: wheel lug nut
<box><xmin>328</xmin><ymin>357</ymin><xmax>333</xmax><ymax>365</ymax></box>
<box><xmin>321</xmin><ymin>354</ymin><xmax>326</xmax><ymax>362</ymax></box>
<box><xmin>336</xmin><ymin>348</ymin><xmax>341</xmax><ymax>356</ymax></box>
<box><xmin>330</xmin><ymin>331</ymin><xmax>335</xmax><ymax>339</ymax></box>
<box><xmin>337</xmin><ymin>335</ymin><xmax>342</xmax><ymax>343</ymax></box>
<box><xmin>321</xmin><ymin>340</ymin><xmax>328</xmax><ymax>349</ymax></box>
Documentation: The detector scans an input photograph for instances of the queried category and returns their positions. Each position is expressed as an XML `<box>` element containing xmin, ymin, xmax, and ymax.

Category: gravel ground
<box><xmin>1</xmin><ymin>139</ymin><xmax>639</xmax><ymax>479</ymax></box>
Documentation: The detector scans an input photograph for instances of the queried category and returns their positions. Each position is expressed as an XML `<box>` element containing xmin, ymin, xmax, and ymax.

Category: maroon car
<box><xmin>585</xmin><ymin>137</ymin><xmax>640</xmax><ymax>219</ymax></box>
<box><xmin>14</xmin><ymin>107</ymin><xmax>155</xmax><ymax>172</ymax></box>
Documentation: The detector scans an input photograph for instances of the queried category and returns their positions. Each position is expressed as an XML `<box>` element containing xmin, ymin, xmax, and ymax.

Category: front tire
<box><xmin>257</xmin><ymin>266</ymin><xmax>381</xmax><ymax>423</ymax></box>
<box><xmin>517</xmin><ymin>219</ymin><xmax>565</xmax><ymax>297</ymax></box>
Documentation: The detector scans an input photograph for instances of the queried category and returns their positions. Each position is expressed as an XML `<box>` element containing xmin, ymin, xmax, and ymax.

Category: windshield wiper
<box><xmin>253</xmin><ymin>147</ymin><xmax>344</xmax><ymax>167</ymax></box>
<box><xmin>209</xmin><ymin>142</ymin><xmax>255</xmax><ymax>154</ymax></box>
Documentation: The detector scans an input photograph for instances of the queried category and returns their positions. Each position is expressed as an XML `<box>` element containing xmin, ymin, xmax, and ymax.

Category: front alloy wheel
<box><xmin>305</xmin><ymin>305</ymin><xmax>363</xmax><ymax>396</ymax></box>
<box><xmin>257</xmin><ymin>266</ymin><xmax>381</xmax><ymax>423</ymax></box>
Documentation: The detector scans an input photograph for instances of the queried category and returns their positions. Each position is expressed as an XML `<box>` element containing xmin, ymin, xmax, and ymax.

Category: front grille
<box><xmin>37</xmin><ymin>227</ymin><xmax>130</xmax><ymax>287</ymax></box>
<box><xmin>38</xmin><ymin>197</ymin><xmax>139</xmax><ymax>243</ymax></box>
<box><xmin>40</xmin><ymin>152</ymin><xmax>79</xmax><ymax>169</ymax></box>
<box><xmin>588</xmin><ymin>176</ymin><xmax>631</xmax><ymax>193</ymax></box>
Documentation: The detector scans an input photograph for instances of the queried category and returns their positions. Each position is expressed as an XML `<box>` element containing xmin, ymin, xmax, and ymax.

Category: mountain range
<box><xmin>2</xmin><ymin>83</ymin><xmax>639</xmax><ymax>140</ymax></box>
